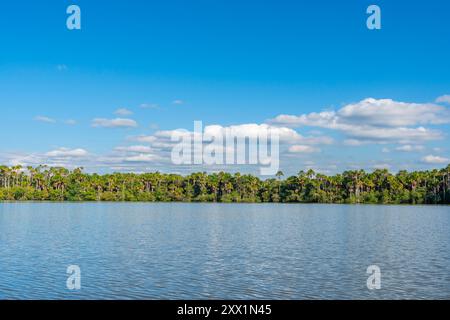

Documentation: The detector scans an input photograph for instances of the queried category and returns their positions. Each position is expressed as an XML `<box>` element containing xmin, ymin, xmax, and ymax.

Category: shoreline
<box><xmin>2</xmin><ymin>165</ymin><xmax>450</xmax><ymax>205</ymax></box>
<box><xmin>1</xmin><ymin>201</ymin><xmax>449</xmax><ymax>207</ymax></box>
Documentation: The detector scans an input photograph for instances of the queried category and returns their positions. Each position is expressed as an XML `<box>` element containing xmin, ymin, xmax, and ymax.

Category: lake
<box><xmin>0</xmin><ymin>203</ymin><xmax>449</xmax><ymax>300</ymax></box>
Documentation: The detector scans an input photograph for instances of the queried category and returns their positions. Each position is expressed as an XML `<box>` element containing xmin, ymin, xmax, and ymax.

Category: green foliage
<box><xmin>0</xmin><ymin>165</ymin><xmax>450</xmax><ymax>204</ymax></box>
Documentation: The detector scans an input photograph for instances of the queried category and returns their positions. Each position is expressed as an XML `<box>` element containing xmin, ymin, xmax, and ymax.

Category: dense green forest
<box><xmin>0</xmin><ymin>165</ymin><xmax>450</xmax><ymax>204</ymax></box>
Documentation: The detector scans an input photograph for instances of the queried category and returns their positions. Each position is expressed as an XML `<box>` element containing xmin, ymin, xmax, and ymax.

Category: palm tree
<box><xmin>0</xmin><ymin>164</ymin><xmax>449</xmax><ymax>204</ymax></box>
<box><xmin>275</xmin><ymin>171</ymin><xmax>284</xmax><ymax>199</ymax></box>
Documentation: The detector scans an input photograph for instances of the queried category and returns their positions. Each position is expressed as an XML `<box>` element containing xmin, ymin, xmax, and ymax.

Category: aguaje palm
<box><xmin>1</xmin><ymin>165</ymin><xmax>449</xmax><ymax>204</ymax></box>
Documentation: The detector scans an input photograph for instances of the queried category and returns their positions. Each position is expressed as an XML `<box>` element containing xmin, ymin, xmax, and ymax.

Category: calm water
<box><xmin>0</xmin><ymin>203</ymin><xmax>449</xmax><ymax>300</ymax></box>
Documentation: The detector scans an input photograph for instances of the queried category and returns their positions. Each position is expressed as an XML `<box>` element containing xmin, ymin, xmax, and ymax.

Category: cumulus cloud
<box><xmin>92</xmin><ymin>118</ymin><xmax>138</xmax><ymax>128</ymax></box>
<box><xmin>344</xmin><ymin>139</ymin><xmax>367</xmax><ymax>146</ymax></box>
<box><xmin>64</xmin><ymin>119</ymin><xmax>77</xmax><ymax>125</ymax></box>
<box><xmin>436</xmin><ymin>95</ymin><xmax>450</xmax><ymax>104</ymax></box>
<box><xmin>130</xmin><ymin>123</ymin><xmax>332</xmax><ymax>149</ymax></box>
<box><xmin>123</xmin><ymin>154</ymin><xmax>160</xmax><ymax>163</ymax></box>
<box><xmin>10</xmin><ymin>97</ymin><xmax>450</xmax><ymax>175</ymax></box>
<box><xmin>35</xmin><ymin>116</ymin><xmax>56</xmax><ymax>123</ymax></box>
<box><xmin>45</xmin><ymin>148</ymin><xmax>89</xmax><ymax>158</ymax></box>
<box><xmin>345</xmin><ymin>126</ymin><xmax>441</xmax><ymax>143</ymax></box>
<box><xmin>422</xmin><ymin>155</ymin><xmax>450</xmax><ymax>164</ymax></box>
<box><xmin>116</xmin><ymin>123</ymin><xmax>332</xmax><ymax>174</ymax></box>
<box><xmin>140</xmin><ymin>103</ymin><xmax>159</xmax><ymax>109</ymax></box>
<box><xmin>114</xmin><ymin>145</ymin><xmax>154</xmax><ymax>153</ymax></box>
<box><xmin>1</xmin><ymin>147</ymin><xmax>91</xmax><ymax>170</ymax></box>
<box><xmin>288</xmin><ymin>145</ymin><xmax>321</xmax><ymax>153</ymax></box>
<box><xmin>271</xmin><ymin>98</ymin><xmax>450</xmax><ymax>128</ymax></box>
<box><xmin>172</xmin><ymin>100</ymin><xmax>184</xmax><ymax>105</ymax></box>
<box><xmin>204</xmin><ymin>124</ymin><xmax>298</xmax><ymax>141</ymax></box>
<box><xmin>35</xmin><ymin>116</ymin><xmax>77</xmax><ymax>125</ymax></box>
<box><xmin>114</xmin><ymin>108</ymin><xmax>133</xmax><ymax>116</ymax></box>
<box><xmin>131</xmin><ymin>135</ymin><xmax>158</xmax><ymax>143</ymax></box>
<box><xmin>395</xmin><ymin>145</ymin><xmax>424</xmax><ymax>152</ymax></box>
<box><xmin>202</xmin><ymin>123</ymin><xmax>333</xmax><ymax>145</ymax></box>
<box><xmin>337</xmin><ymin>98</ymin><xmax>450</xmax><ymax>127</ymax></box>
<box><xmin>269</xmin><ymin>98</ymin><xmax>450</xmax><ymax>144</ymax></box>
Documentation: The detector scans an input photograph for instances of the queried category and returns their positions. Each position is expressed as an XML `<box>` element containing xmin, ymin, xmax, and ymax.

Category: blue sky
<box><xmin>1</xmin><ymin>0</ymin><xmax>449</xmax><ymax>175</ymax></box>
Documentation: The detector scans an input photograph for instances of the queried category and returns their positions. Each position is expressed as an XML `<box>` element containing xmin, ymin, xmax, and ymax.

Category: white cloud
<box><xmin>337</xmin><ymin>98</ymin><xmax>449</xmax><ymax>127</ymax></box>
<box><xmin>344</xmin><ymin>139</ymin><xmax>367</xmax><ymax>146</ymax></box>
<box><xmin>140</xmin><ymin>103</ymin><xmax>159</xmax><ymax>109</ymax></box>
<box><xmin>269</xmin><ymin>98</ymin><xmax>450</xmax><ymax>144</ymax></box>
<box><xmin>288</xmin><ymin>145</ymin><xmax>321</xmax><ymax>153</ymax></box>
<box><xmin>270</xmin><ymin>111</ymin><xmax>336</xmax><ymax>128</ymax></box>
<box><xmin>130</xmin><ymin>135</ymin><xmax>158</xmax><ymax>143</ymax></box>
<box><xmin>9</xmin><ymin>96</ymin><xmax>450</xmax><ymax>175</ymax></box>
<box><xmin>35</xmin><ymin>117</ymin><xmax>76</xmax><ymax>125</ymax></box>
<box><xmin>124</xmin><ymin>154</ymin><xmax>160</xmax><ymax>163</ymax></box>
<box><xmin>271</xmin><ymin>98</ymin><xmax>450</xmax><ymax>128</ymax></box>
<box><xmin>115</xmin><ymin>145</ymin><xmax>154</xmax><ymax>153</ymax></box>
<box><xmin>120</xmin><ymin>123</ymin><xmax>333</xmax><ymax>174</ymax></box>
<box><xmin>45</xmin><ymin>148</ymin><xmax>89</xmax><ymax>158</ymax></box>
<box><xmin>172</xmin><ymin>100</ymin><xmax>184</xmax><ymax>105</ymax></box>
<box><xmin>131</xmin><ymin>123</ymin><xmax>332</xmax><ymax>148</ymax></box>
<box><xmin>436</xmin><ymin>95</ymin><xmax>450</xmax><ymax>104</ymax></box>
<box><xmin>204</xmin><ymin>123</ymin><xmax>333</xmax><ymax>145</ymax></box>
<box><xmin>64</xmin><ymin>119</ymin><xmax>77</xmax><ymax>125</ymax></box>
<box><xmin>1</xmin><ymin>150</ymin><xmax>92</xmax><ymax>169</ymax></box>
<box><xmin>395</xmin><ymin>145</ymin><xmax>424</xmax><ymax>152</ymax></box>
<box><xmin>205</xmin><ymin>123</ymin><xmax>297</xmax><ymax>140</ymax></box>
<box><xmin>92</xmin><ymin>118</ymin><xmax>138</xmax><ymax>128</ymax></box>
<box><xmin>114</xmin><ymin>108</ymin><xmax>133</xmax><ymax>116</ymax></box>
<box><xmin>422</xmin><ymin>155</ymin><xmax>450</xmax><ymax>164</ymax></box>
<box><xmin>346</xmin><ymin>126</ymin><xmax>441</xmax><ymax>143</ymax></box>
<box><xmin>35</xmin><ymin>116</ymin><xmax>56</xmax><ymax>123</ymax></box>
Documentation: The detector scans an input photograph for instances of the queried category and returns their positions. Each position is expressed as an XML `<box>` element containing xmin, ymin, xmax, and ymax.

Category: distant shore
<box><xmin>1</xmin><ymin>165</ymin><xmax>449</xmax><ymax>204</ymax></box>
<box><xmin>0</xmin><ymin>201</ymin><xmax>449</xmax><ymax>207</ymax></box>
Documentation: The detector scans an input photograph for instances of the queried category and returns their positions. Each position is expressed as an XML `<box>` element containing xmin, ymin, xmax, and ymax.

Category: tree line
<box><xmin>0</xmin><ymin>165</ymin><xmax>449</xmax><ymax>204</ymax></box>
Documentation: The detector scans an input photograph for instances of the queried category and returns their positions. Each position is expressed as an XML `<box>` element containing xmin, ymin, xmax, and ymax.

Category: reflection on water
<box><xmin>0</xmin><ymin>203</ymin><xmax>449</xmax><ymax>300</ymax></box>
